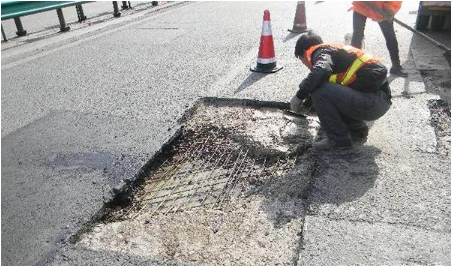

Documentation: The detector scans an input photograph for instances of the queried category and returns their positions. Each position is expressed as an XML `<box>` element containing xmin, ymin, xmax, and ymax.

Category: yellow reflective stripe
<box><xmin>359</xmin><ymin>53</ymin><xmax>373</xmax><ymax>62</ymax></box>
<box><xmin>341</xmin><ymin>53</ymin><xmax>372</xmax><ymax>85</ymax></box>
<box><xmin>329</xmin><ymin>74</ymin><xmax>337</xmax><ymax>83</ymax></box>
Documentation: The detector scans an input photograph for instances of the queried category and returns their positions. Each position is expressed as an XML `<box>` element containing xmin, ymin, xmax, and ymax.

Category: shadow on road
<box><xmin>254</xmin><ymin>143</ymin><xmax>381</xmax><ymax>229</ymax></box>
<box><xmin>387</xmin><ymin>27</ymin><xmax>451</xmax><ymax>105</ymax></box>
<box><xmin>308</xmin><ymin>145</ymin><xmax>381</xmax><ymax>207</ymax></box>
<box><xmin>234</xmin><ymin>72</ymin><xmax>266</xmax><ymax>94</ymax></box>
<box><xmin>283</xmin><ymin>32</ymin><xmax>301</xmax><ymax>43</ymax></box>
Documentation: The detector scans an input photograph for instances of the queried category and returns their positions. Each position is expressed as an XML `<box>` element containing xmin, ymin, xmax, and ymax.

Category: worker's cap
<box><xmin>294</xmin><ymin>30</ymin><xmax>323</xmax><ymax>58</ymax></box>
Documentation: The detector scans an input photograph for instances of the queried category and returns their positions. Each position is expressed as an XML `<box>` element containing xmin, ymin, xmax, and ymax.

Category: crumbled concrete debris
<box><xmin>76</xmin><ymin>102</ymin><xmax>318</xmax><ymax>266</ymax></box>
<box><xmin>428</xmin><ymin>99</ymin><xmax>451</xmax><ymax>155</ymax></box>
<box><xmin>185</xmin><ymin>104</ymin><xmax>318</xmax><ymax>157</ymax></box>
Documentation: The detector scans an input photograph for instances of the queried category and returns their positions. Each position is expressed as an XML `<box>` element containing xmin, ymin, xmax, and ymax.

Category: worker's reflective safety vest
<box><xmin>350</xmin><ymin>1</ymin><xmax>402</xmax><ymax>22</ymax></box>
<box><xmin>304</xmin><ymin>43</ymin><xmax>376</xmax><ymax>87</ymax></box>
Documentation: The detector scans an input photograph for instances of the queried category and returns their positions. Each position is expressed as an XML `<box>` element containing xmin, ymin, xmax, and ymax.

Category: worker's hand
<box><xmin>302</xmin><ymin>95</ymin><xmax>315</xmax><ymax>113</ymax></box>
<box><xmin>290</xmin><ymin>95</ymin><xmax>304</xmax><ymax>113</ymax></box>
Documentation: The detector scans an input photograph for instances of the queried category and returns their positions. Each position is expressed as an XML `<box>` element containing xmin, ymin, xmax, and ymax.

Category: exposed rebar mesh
<box><xmin>101</xmin><ymin>102</ymin><xmax>315</xmax><ymax>222</ymax></box>
<box><xmin>119</xmin><ymin>127</ymin><xmax>297</xmax><ymax>218</ymax></box>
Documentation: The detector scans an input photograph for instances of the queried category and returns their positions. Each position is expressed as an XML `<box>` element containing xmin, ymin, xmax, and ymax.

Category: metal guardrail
<box><xmin>1</xmin><ymin>1</ymin><xmax>90</xmax><ymax>41</ymax></box>
<box><xmin>1</xmin><ymin>1</ymin><xmax>89</xmax><ymax>20</ymax></box>
<box><xmin>0</xmin><ymin>1</ymin><xmax>159</xmax><ymax>42</ymax></box>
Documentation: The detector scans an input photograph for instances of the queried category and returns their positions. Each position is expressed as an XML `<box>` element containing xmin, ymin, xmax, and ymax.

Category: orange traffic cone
<box><xmin>288</xmin><ymin>2</ymin><xmax>308</xmax><ymax>33</ymax></box>
<box><xmin>251</xmin><ymin>10</ymin><xmax>283</xmax><ymax>73</ymax></box>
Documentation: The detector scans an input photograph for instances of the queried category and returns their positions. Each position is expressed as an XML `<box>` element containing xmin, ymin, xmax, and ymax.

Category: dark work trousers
<box><xmin>311</xmin><ymin>82</ymin><xmax>392</xmax><ymax>145</ymax></box>
<box><xmin>351</xmin><ymin>11</ymin><xmax>400</xmax><ymax>64</ymax></box>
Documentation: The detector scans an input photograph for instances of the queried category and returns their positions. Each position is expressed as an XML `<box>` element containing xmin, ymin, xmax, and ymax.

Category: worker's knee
<box><xmin>311</xmin><ymin>84</ymin><xmax>333</xmax><ymax>109</ymax></box>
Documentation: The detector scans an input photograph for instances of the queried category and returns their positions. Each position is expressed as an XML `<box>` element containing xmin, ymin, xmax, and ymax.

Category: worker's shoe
<box><xmin>350</xmin><ymin>126</ymin><xmax>368</xmax><ymax>145</ymax></box>
<box><xmin>390</xmin><ymin>64</ymin><xmax>408</xmax><ymax>77</ymax></box>
<box><xmin>312</xmin><ymin>138</ymin><xmax>352</xmax><ymax>151</ymax></box>
<box><xmin>352</xmin><ymin>136</ymin><xmax>368</xmax><ymax>145</ymax></box>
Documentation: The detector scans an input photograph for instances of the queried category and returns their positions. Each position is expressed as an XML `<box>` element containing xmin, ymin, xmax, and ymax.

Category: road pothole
<box><xmin>74</xmin><ymin>98</ymin><xmax>318</xmax><ymax>266</ymax></box>
<box><xmin>428</xmin><ymin>99</ymin><xmax>451</xmax><ymax>155</ymax></box>
<box><xmin>421</xmin><ymin>70</ymin><xmax>451</xmax><ymax>105</ymax></box>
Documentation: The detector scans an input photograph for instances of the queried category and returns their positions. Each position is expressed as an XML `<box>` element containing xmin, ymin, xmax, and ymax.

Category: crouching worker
<box><xmin>291</xmin><ymin>31</ymin><xmax>392</xmax><ymax>150</ymax></box>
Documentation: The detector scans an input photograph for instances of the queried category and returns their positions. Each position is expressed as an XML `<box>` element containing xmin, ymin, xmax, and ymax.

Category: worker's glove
<box><xmin>303</xmin><ymin>95</ymin><xmax>315</xmax><ymax>113</ymax></box>
<box><xmin>290</xmin><ymin>95</ymin><xmax>304</xmax><ymax>113</ymax></box>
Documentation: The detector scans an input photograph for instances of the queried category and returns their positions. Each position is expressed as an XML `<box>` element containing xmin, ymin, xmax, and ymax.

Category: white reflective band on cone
<box><xmin>261</xmin><ymin>21</ymin><xmax>272</xmax><ymax>36</ymax></box>
<box><xmin>257</xmin><ymin>57</ymin><xmax>276</xmax><ymax>64</ymax></box>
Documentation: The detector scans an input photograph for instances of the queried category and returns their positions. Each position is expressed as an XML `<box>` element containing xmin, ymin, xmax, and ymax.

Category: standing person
<box><xmin>350</xmin><ymin>1</ymin><xmax>408</xmax><ymax>77</ymax></box>
<box><xmin>290</xmin><ymin>31</ymin><xmax>392</xmax><ymax>150</ymax></box>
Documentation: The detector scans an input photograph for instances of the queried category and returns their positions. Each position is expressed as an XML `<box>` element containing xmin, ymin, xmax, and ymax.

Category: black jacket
<box><xmin>296</xmin><ymin>45</ymin><xmax>388</xmax><ymax>100</ymax></box>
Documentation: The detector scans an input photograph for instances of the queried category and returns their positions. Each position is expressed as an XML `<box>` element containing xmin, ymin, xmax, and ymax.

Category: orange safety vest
<box><xmin>350</xmin><ymin>1</ymin><xmax>402</xmax><ymax>22</ymax></box>
<box><xmin>304</xmin><ymin>43</ymin><xmax>377</xmax><ymax>87</ymax></box>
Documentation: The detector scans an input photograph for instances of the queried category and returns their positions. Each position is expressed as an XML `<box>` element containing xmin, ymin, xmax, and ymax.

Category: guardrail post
<box><xmin>121</xmin><ymin>1</ymin><xmax>131</xmax><ymax>9</ymax></box>
<box><xmin>76</xmin><ymin>4</ymin><xmax>87</xmax><ymax>22</ymax></box>
<box><xmin>14</xmin><ymin>17</ymin><xmax>27</xmax><ymax>36</ymax></box>
<box><xmin>56</xmin><ymin>8</ymin><xmax>71</xmax><ymax>32</ymax></box>
<box><xmin>1</xmin><ymin>24</ymin><xmax>7</xmax><ymax>42</ymax></box>
<box><xmin>113</xmin><ymin>2</ymin><xmax>121</xmax><ymax>17</ymax></box>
